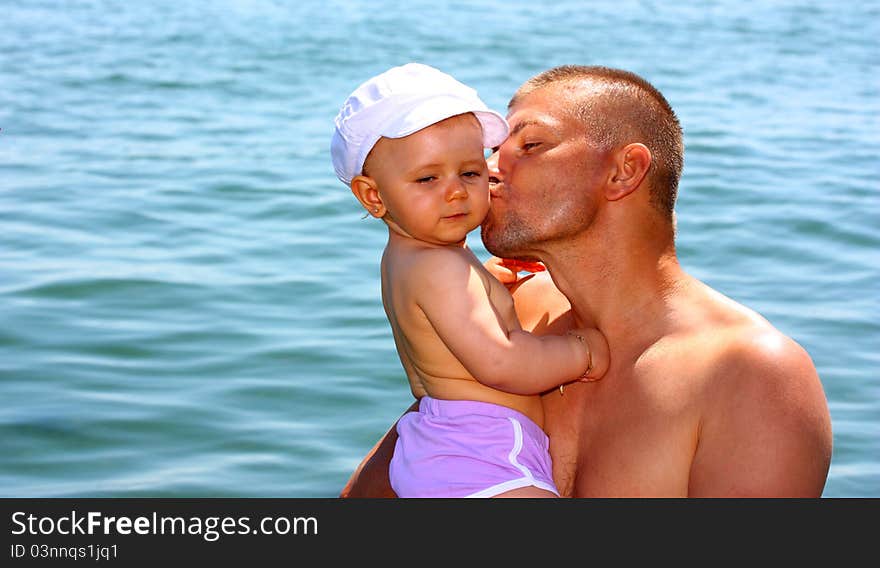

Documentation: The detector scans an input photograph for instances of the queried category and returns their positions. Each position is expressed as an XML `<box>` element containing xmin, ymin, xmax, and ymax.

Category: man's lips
<box><xmin>488</xmin><ymin>181</ymin><xmax>504</xmax><ymax>198</ymax></box>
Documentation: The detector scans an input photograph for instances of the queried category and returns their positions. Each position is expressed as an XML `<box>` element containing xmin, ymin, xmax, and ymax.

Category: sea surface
<box><xmin>1</xmin><ymin>0</ymin><xmax>877</xmax><ymax>497</ymax></box>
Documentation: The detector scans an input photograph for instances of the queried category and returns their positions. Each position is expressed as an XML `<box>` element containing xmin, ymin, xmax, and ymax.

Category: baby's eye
<box><xmin>461</xmin><ymin>171</ymin><xmax>482</xmax><ymax>178</ymax></box>
<box><xmin>416</xmin><ymin>176</ymin><xmax>437</xmax><ymax>183</ymax></box>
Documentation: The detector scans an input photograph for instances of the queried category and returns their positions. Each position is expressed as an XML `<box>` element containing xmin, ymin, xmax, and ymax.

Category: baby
<box><xmin>331</xmin><ymin>63</ymin><xmax>609</xmax><ymax>497</ymax></box>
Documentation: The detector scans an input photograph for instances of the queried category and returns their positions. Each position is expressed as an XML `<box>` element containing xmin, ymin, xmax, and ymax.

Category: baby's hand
<box><xmin>567</xmin><ymin>327</ymin><xmax>610</xmax><ymax>382</ymax></box>
<box><xmin>498</xmin><ymin>258</ymin><xmax>546</xmax><ymax>274</ymax></box>
<box><xmin>484</xmin><ymin>256</ymin><xmax>546</xmax><ymax>292</ymax></box>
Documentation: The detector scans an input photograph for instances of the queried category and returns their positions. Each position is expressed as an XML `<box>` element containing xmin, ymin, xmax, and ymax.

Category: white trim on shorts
<box><xmin>463</xmin><ymin>417</ymin><xmax>560</xmax><ymax>498</ymax></box>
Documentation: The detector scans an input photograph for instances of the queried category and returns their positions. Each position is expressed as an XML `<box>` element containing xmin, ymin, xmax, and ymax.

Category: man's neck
<box><xmin>540</xmin><ymin>220</ymin><xmax>688</xmax><ymax>351</ymax></box>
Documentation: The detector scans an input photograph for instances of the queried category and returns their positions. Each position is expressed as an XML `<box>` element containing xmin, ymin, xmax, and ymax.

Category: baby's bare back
<box><xmin>380</xmin><ymin>238</ymin><xmax>545</xmax><ymax>425</ymax></box>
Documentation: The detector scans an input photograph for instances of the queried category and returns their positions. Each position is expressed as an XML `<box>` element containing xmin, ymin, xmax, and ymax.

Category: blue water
<box><xmin>1</xmin><ymin>0</ymin><xmax>878</xmax><ymax>497</ymax></box>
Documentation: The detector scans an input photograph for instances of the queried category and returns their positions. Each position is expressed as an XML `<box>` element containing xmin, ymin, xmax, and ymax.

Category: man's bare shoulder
<box><xmin>718</xmin><ymin>322</ymin><xmax>815</xmax><ymax>380</ymax></box>
<box><xmin>670</xmin><ymin>280</ymin><xmax>822</xmax><ymax>409</ymax></box>
<box><xmin>683</xmin><ymin>288</ymin><xmax>832</xmax><ymax>496</ymax></box>
<box><xmin>686</xmin><ymin>286</ymin><xmax>819</xmax><ymax>394</ymax></box>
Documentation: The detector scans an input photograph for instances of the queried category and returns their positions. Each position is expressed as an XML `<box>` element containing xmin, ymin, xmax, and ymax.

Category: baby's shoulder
<box><xmin>407</xmin><ymin>246</ymin><xmax>480</xmax><ymax>276</ymax></box>
<box><xmin>387</xmin><ymin>246</ymin><xmax>480</xmax><ymax>294</ymax></box>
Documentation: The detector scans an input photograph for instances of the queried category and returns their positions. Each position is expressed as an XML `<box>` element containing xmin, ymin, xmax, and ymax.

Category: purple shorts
<box><xmin>389</xmin><ymin>396</ymin><xmax>559</xmax><ymax>498</ymax></box>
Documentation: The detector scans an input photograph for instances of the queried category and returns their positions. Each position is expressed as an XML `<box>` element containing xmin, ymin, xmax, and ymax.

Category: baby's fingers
<box><xmin>500</xmin><ymin>258</ymin><xmax>546</xmax><ymax>273</ymax></box>
<box><xmin>578</xmin><ymin>375</ymin><xmax>603</xmax><ymax>383</ymax></box>
<box><xmin>484</xmin><ymin>256</ymin><xmax>519</xmax><ymax>284</ymax></box>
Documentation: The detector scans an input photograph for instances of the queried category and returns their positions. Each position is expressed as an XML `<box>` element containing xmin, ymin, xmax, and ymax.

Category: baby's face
<box><xmin>365</xmin><ymin>113</ymin><xmax>490</xmax><ymax>247</ymax></box>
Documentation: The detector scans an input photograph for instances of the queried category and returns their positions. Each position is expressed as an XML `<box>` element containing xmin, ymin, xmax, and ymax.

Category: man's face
<box><xmin>480</xmin><ymin>84</ymin><xmax>610</xmax><ymax>259</ymax></box>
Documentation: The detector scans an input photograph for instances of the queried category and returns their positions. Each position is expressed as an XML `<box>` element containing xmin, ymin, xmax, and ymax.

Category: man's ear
<box><xmin>605</xmin><ymin>143</ymin><xmax>651</xmax><ymax>202</ymax></box>
<box><xmin>350</xmin><ymin>175</ymin><xmax>386</xmax><ymax>218</ymax></box>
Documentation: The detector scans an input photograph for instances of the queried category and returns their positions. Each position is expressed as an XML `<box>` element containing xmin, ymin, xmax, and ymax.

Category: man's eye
<box><xmin>522</xmin><ymin>142</ymin><xmax>541</xmax><ymax>151</ymax></box>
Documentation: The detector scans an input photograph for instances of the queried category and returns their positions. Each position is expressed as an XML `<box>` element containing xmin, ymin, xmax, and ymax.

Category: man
<box><xmin>340</xmin><ymin>65</ymin><xmax>832</xmax><ymax>497</ymax></box>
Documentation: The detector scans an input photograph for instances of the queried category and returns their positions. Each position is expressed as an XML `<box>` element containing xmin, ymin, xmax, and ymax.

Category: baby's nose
<box><xmin>446</xmin><ymin>179</ymin><xmax>468</xmax><ymax>200</ymax></box>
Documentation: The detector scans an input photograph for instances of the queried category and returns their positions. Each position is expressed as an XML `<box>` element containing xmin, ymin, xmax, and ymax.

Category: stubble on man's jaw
<box><xmin>480</xmin><ymin>212</ymin><xmax>533</xmax><ymax>261</ymax></box>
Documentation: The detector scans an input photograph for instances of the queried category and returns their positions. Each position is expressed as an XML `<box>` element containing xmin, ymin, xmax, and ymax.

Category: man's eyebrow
<box><xmin>509</xmin><ymin>119</ymin><xmax>547</xmax><ymax>136</ymax></box>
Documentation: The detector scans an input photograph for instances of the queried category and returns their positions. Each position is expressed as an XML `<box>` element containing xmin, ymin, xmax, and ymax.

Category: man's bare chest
<box><xmin>542</xmin><ymin>366</ymin><xmax>700</xmax><ymax>497</ymax></box>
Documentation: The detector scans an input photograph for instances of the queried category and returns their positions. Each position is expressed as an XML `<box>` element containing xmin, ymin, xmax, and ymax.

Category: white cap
<box><xmin>331</xmin><ymin>63</ymin><xmax>509</xmax><ymax>185</ymax></box>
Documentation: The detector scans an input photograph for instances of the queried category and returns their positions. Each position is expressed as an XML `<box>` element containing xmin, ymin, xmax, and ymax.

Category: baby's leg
<box><xmin>493</xmin><ymin>486</ymin><xmax>558</xmax><ymax>498</ymax></box>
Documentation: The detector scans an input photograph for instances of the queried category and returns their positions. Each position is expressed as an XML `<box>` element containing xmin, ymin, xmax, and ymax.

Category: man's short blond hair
<box><xmin>511</xmin><ymin>65</ymin><xmax>684</xmax><ymax>219</ymax></box>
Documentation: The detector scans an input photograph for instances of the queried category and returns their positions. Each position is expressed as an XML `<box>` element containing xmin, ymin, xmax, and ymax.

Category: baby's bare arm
<box><xmin>568</xmin><ymin>327</ymin><xmax>610</xmax><ymax>381</ymax></box>
<box><xmin>412</xmin><ymin>250</ymin><xmax>591</xmax><ymax>394</ymax></box>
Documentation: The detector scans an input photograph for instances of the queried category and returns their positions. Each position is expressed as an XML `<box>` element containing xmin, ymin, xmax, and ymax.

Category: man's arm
<box><xmin>689</xmin><ymin>330</ymin><xmax>833</xmax><ymax>497</ymax></box>
<box><xmin>339</xmin><ymin>401</ymin><xmax>418</xmax><ymax>498</ymax></box>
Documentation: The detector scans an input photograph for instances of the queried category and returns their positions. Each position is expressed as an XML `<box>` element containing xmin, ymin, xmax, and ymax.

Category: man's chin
<box><xmin>479</xmin><ymin>222</ymin><xmax>503</xmax><ymax>256</ymax></box>
<box><xmin>481</xmin><ymin>210</ymin><xmax>544</xmax><ymax>259</ymax></box>
<box><xmin>481</xmin><ymin>224</ymin><xmax>520</xmax><ymax>259</ymax></box>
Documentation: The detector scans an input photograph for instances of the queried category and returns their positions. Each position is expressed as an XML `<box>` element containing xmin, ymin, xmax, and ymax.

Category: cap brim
<box><xmin>380</xmin><ymin>95</ymin><xmax>509</xmax><ymax>148</ymax></box>
<box><xmin>473</xmin><ymin>109</ymin><xmax>509</xmax><ymax>149</ymax></box>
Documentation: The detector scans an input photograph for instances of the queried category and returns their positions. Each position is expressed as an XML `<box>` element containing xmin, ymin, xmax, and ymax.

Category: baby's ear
<box><xmin>350</xmin><ymin>175</ymin><xmax>386</xmax><ymax>218</ymax></box>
